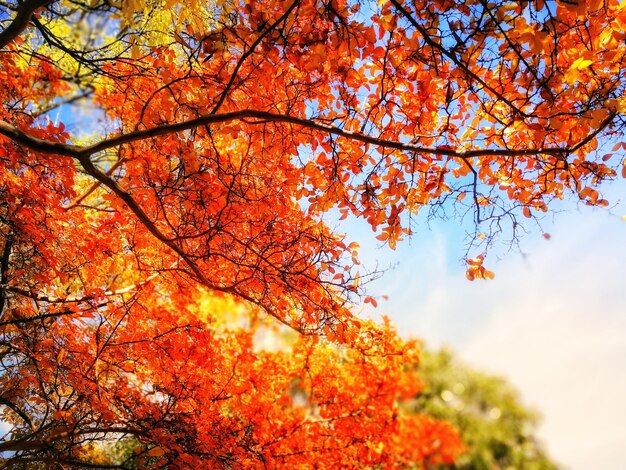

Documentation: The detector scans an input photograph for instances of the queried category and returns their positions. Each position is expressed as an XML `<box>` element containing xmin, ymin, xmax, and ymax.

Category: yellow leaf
<box><xmin>571</xmin><ymin>57</ymin><xmax>593</xmax><ymax>70</ymax></box>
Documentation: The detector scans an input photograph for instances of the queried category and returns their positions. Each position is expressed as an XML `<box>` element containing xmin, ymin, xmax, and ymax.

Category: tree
<box><xmin>414</xmin><ymin>347</ymin><xmax>558</xmax><ymax>470</ymax></box>
<box><xmin>0</xmin><ymin>0</ymin><xmax>624</xmax><ymax>466</ymax></box>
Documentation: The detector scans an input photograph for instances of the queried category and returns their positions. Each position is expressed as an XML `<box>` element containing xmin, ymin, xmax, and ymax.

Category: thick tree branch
<box><xmin>84</xmin><ymin>110</ymin><xmax>574</xmax><ymax>159</ymax></box>
<box><xmin>0</xmin><ymin>120</ymin><xmax>82</xmax><ymax>157</ymax></box>
<box><xmin>0</xmin><ymin>234</ymin><xmax>12</xmax><ymax>316</ymax></box>
<box><xmin>0</xmin><ymin>309</ymin><xmax>77</xmax><ymax>326</ymax></box>
<box><xmin>0</xmin><ymin>424</ymin><xmax>52</xmax><ymax>453</ymax></box>
<box><xmin>0</xmin><ymin>111</ymin><xmax>573</xmax><ymax>161</ymax></box>
<box><xmin>0</xmin><ymin>425</ymin><xmax>147</xmax><ymax>452</ymax></box>
<box><xmin>0</xmin><ymin>0</ymin><xmax>52</xmax><ymax>49</ymax></box>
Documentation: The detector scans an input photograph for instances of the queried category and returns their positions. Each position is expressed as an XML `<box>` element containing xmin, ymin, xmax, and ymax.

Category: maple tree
<box><xmin>0</xmin><ymin>0</ymin><xmax>625</xmax><ymax>466</ymax></box>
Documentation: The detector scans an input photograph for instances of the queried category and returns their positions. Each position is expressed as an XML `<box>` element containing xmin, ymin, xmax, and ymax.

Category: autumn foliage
<box><xmin>1</xmin><ymin>285</ymin><xmax>466</xmax><ymax>466</ymax></box>
<box><xmin>0</xmin><ymin>0</ymin><xmax>624</xmax><ymax>466</ymax></box>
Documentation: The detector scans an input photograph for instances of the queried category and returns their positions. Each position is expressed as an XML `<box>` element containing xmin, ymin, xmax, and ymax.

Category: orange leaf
<box><xmin>364</xmin><ymin>296</ymin><xmax>378</xmax><ymax>308</ymax></box>
<box><xmin>147</xmin><ymin>447</ymin><xmax>166</xmax><ymax>457</ymax></box>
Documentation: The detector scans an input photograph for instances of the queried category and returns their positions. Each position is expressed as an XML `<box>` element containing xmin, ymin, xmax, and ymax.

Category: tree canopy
<box><xmin>0</xmin><ymin>0</ymin><xmax>624</xmax><ymax>466</ymax></box>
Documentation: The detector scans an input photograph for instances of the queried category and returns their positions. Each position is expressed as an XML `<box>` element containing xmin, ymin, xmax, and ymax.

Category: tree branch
<box><xmin>570</xmin><ymin>111</ymin><xmax>618</xmax><ymax>153</ymax></box>
<box><xmin>75</xmin><ymin>155</ymin><xmax>230</xmax><ymax>291</ymax></box>
<box><xmin>0</xmin><ymin>309</ymin><xmax>76</xmax><ymax>327</ymax></box>
<box><xmin>0</xmin><ymin>120</ymin><xmax>82</xmax><ymax>157</ymax></box>
<box><xmin>211</xmin><ymin>0</ymin><xmax>300</xmax><ymax>114</ymax></box>
<box><xmin>0</xmin><ymin>108</ymin><xmax>606</xmax><ymax>316</ymax></box>
<box><xmin>0</xmin><ymin>111</ymin><xmax>571</xmax><ymax>162</ymax></box>
<box><xmin>0</xmin><ymin>425</ymin><xmax>146</xmax><ymax>453</ymax></box>
<box><xmin>0</xmin><ymin>397</ymin><xmax>33</xmax><ymax>430</ymax></box>
<box><xmin>0</xmin><ymin>0</ymin><xmax>53</xmax><ymax>49</ymax></box>
<box><xmin>0</xmin><ymin>234</ymin><xmax>12</xmax><ymax>316</ymax></box>
<box><xmin>388</xmin><ymin>0</ymin><xmax>532</xmax><ymax>119</ymax></box>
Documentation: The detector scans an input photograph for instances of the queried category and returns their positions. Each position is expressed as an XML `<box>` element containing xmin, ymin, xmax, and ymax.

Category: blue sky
<box><xmin>348</xmin><ymin>178</ymin><xmax>626</xmax><ymax>469</ymax></box>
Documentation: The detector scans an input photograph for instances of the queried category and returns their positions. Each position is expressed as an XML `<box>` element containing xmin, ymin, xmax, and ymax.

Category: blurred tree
<box><xmin>412</xmin><ymin>348</ymin><xmax>558</xmax><ymax>470</ymax></box>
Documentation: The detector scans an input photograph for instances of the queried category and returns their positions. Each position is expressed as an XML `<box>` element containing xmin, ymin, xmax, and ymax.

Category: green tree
<box><xmin>412</xmin><ymin>348</ymin><xmax>558</xmax><ymax>470</ymax></box>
